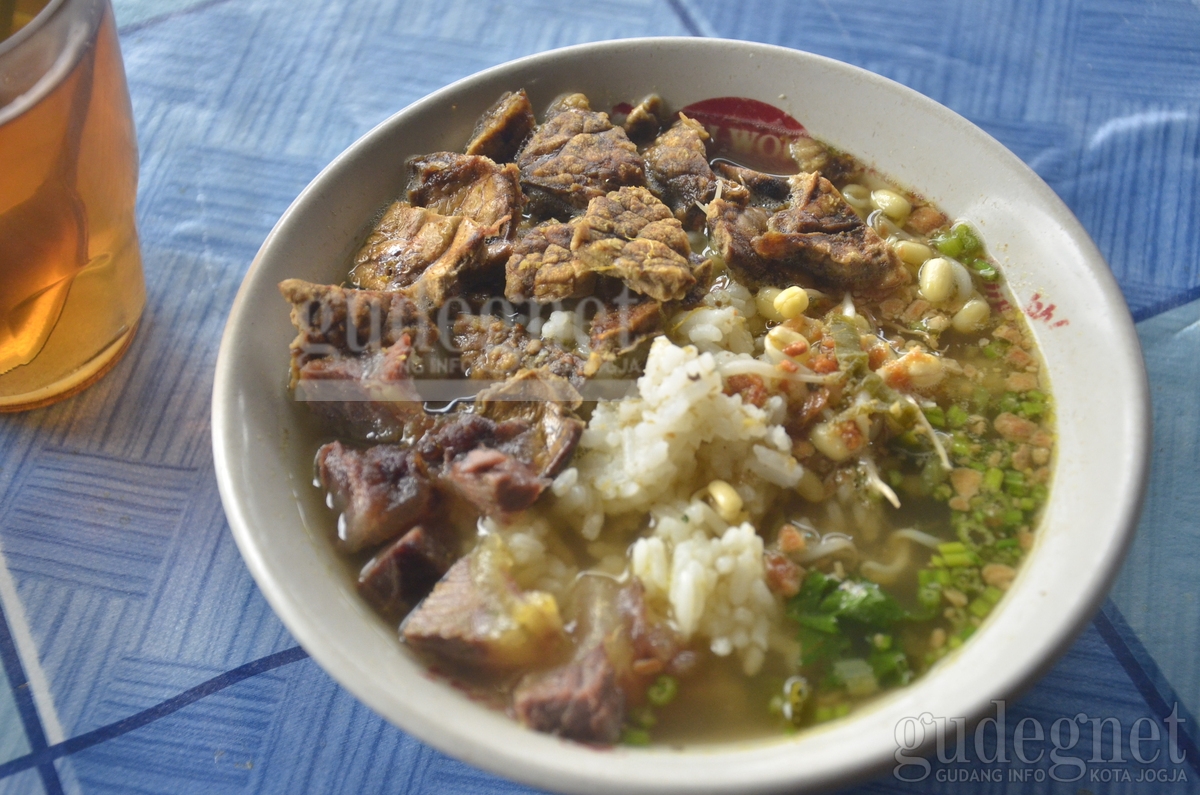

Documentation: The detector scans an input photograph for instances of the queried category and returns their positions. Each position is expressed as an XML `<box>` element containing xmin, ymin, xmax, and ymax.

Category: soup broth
<box><xmin>280</xmin><ymin>89</ymin><xmax>1053</xmax><ymax>745</ymax></box>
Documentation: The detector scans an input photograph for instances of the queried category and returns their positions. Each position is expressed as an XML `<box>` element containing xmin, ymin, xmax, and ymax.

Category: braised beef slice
<box><xmin>401</xmin><ymin>545</ymin><xmax>565</xmax><ymax>672</ymax></box>
<box><xmin>349</xmin><ymin>201</ymin><xmax>499</xmax><ymax>306</ymax></box>
<box><xmin>753</xmin><ymin>171</ymin><xmax>908</xmax><ymax>292</ymax></box>
<box><xmin>476</xmin><ymin>370</ymin><xmax>585</xmax><ymax>477</ymax></box>
<box><xmin>587</xmin><ymin>295</ymin><xmax>663</xmax><ymax>359</ymax></box>
<box><xmin>713</xmin><ymin>161</ymin><xmax>791</xmax><ymax>211</ymax></box>
<box><xmin>512</xmin><ymin>646</ymin><xmax>624</xmax><ymax>744</ymax></box>
<box><xmin>516</xmin><ymin>102</ymin><xmax>645</xmax><ymax>217</ymax></box>
<box><xmin>316</xmin><ymin>441</ymin><xmax>436</xmax><ymax>554</ymax></box>
<box><xmin>295</xmin><ymin>335</ymin><xmax>432</xmax><ymax>437</ymax></box>
<box><xmin>453</xmin><ymin>315</ymin><xmax>584</xmax><ymax>385</ymax></box>
<box><xmin>704</xmin><ymin>187</ymin><xmax>773</xmax><ymax>285</ymax></box>
<box><xmin>570</xmin><ymin>186</ymin><xmax>696</xmax><ymax>301</ymax></box>
<box><xmin>464</xmin><ymin>90</ymin><xmax>536</xmax><ymax>163</ymax></box>
<box><xmin>620</xmin><ymin>94</ymin><xmax>663</xmax><ymax>145</ymax></box>
<box><xmin>406</xmin><ymin>152</ymin><xmax>522</xmax><ymax>275</ymax></box>
<box><xmin>504</xmin><ymin>219</ymin><xmax>593</xmax><ymax>302</ymax></box>
<box><xmin>280</xmin><ymin>280</ymin><xmax>434</xmax><ymax>437</ymax></box>
<box><xmin>643</xmin><ymin>115</ymin><xmax>717</xmax><ymax>230</ymax></box>
<box><xmin>357</xmin><ymin>525</ymin><xmax>457</xmax><ymax>615</ymax></box>
<box><xmin>279</xmin><ymin>279</ymin><xmax>426</xmax><ymax>376</ymax></box>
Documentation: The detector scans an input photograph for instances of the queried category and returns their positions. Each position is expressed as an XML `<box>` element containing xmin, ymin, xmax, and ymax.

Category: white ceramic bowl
<box><xmin>212</xmin><ymin>37</ymin><xmax>1149</xmax><ymax>795</ymax></box>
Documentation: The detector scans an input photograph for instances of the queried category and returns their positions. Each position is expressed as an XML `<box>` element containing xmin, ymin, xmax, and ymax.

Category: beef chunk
<box><xmin>616</xmin><ymin>580</ymin><xmax>688</xmax><ymax>678</ymax></box>
<box><xmin>620</xmin><ymin>94</ymin><xmax>663</xmax><ymax>145</ymax></box>
<box><xmin>512</xmin><ymin>646</ymin><xmax>624</xmax><ymax>744</ymax></box>
<box><xmin>643</xmin><ymin>115</ymin><xmax>717</xmax><ymax>229</ymax></box>
<box><xmin>349</xmin><ymin>201</ymin><xmax>499</xmax><ymax>306</ymax></box>
<box><xmin>504</xmin><ymin>219</ymin><xmax>593</xmax><ymax>302</ymax></box>
<box><xmin>587</xmin><ymin>294</ymin><xmax>663</xmax><ymax>359</ymax></box>
<box><xmin>316</xmin><ymin>441</ymin><xmax>437</xmax><ymax>553</ymax></box>
<box><xmin>517</xmin><ymin>100</ymin><xmax>645</xmax><ymax>216</ymax></box>
<box><xmin>279</xmin><ymin>279</ymin><xmax>426</xmax><ymax>376</ymax></box>
<box><xmin>453</xmin><ymin>315</ymin><xmax>584</xmax><ymax>385</ymax></box>
<box><xmin>415</xmin><ymin>377</ymin><xmax>584</xmax><ymax>517</ymax></box>
<box><xmin>571</xmin><ymin>186</ymin><xmax>696</xmax><ymax>301</ymax></box>
<box><xmin>753</xmin><ymin>172</ymin><xmax>908</xmax><ymax>292</ymax></box>
<box><xmin>425</xmin><ymin>372</ymin><xmax>583</xmax><ymax>516</ymax></box>
<box><xmin>414</xmin><ymin>411</ymin><xmax>501</xmax><ymax>464</ymax></box>
<box><xmin>441</xmin><ymin>448</ymin><xmax>548</xmax><ymax>515</ymax></box>
<box><xmin>464</xmin><ymin>90</ymin><xmax>535</xmax><ymax>163</ymax></box>
<box><xmin>402</xmin><ymin>539</ymin><xmax>566</xmax><ymax>672</ymax></box>
<box><xmin>357</xmin><ymin>526</ymin><xmax>458</xmax><ymax>616</ymax></box>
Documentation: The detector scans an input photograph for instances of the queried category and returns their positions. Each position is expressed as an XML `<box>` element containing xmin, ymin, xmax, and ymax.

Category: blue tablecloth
<box><xmin>1</xmin><ymin>1</ymin><xmax>1198</xmax><ymax>792</ymax></box>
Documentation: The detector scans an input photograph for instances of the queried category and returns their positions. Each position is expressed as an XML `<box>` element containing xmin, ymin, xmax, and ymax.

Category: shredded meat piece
<box><xmin>453</xmin><ymin>315</ymin><xmax>584</xmax><ymax>385</ymax></box>
<box><xmin>512</xmin><ymin>646</ymin><xmax>624</xmax><ymax>744</ymax></box>
<box><xmin>571</xmin><ymin>186</ymin><xmax>696</xmax><ymax>301</ymax></box>
<box><xmin>517</xmin><ymin>100</ymin><xmax>645</xmax><ymax>216</ymax></box>
<box><xmin>764</xmin><ymin>550</ymin><xmax>802</xmax><ymax>597</ymax></box>
<box><xmin>294</xmin><ymin>335</ymin><xmax>431</xmax><ymax>437</ymax></box>
<box><xmin>476</xmin><ymin>370</ymin><xmax>585</xmax><ymax>477</ymax></box>
<box><xmin>349</xmin><ymin>201</ymin><xmax>500</xmax><ymax>306</ymax></box>
<box><xmin>788</xmin><ymin>385</ymin><xmax>831</xmax><ymax>434</ymax></box>
<box><xmin>279</xmin><ymin>279</ymin><xmax>426</xmax><ymax>377</ymax></box>
<box><xmin>752</xmin><ymin>172</ymin><xmax>909</xmax><ymax>292</ymax></box>
<box><xmin>464</xmin><ymin>90</ymin><xmax>536</xmax><ymax>163</ymax></box>
<box><xmin>788</xmin><ymin>135</ymin><xmax>856</xmax><ymax>183</ymax></box>
<box><xmin>724</xmin><ymin>373</ymin><xmax>769</xmax><ymax>408</ymax></box>
<box><xmin>643</xmin><ymin>114</ymin><xmax>716</xmax><ymax>230</ymax></box>
<box><xmin>441</xmin><ymin>448</ymin><xmax>548</xmax><ymax>514</ymax></box>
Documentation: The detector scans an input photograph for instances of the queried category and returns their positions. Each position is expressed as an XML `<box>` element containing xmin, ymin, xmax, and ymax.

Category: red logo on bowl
<box><xmin>678</xmin><ymin>97</ymin><xmax>808</xmax><ymax>173</ymax></box>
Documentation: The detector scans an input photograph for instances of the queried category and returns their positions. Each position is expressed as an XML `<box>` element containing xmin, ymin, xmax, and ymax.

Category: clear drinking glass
<box><xmin>0</xmin><ymin>0</ymin><xmax>144</xmax><ymax>411</ymax></box>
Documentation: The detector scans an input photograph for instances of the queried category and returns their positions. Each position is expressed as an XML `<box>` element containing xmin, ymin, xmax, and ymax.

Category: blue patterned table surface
<box><xmin>1</xmin><ymin>0</ymin><xmax>1198</xmax><ymax>792</ymax></box>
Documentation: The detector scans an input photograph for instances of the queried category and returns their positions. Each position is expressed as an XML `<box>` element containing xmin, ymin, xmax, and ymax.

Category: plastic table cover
<box><xmin>0</xmin><ymin>0</ymin><xmax>1198</xmax><ymax>792</ymax></box>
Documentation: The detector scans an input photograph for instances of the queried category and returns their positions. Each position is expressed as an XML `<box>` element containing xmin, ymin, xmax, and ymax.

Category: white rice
<box><xmin>550</xmin><ymin>337</ymin><xmax>805</xmax><ymax>674</ymax></box>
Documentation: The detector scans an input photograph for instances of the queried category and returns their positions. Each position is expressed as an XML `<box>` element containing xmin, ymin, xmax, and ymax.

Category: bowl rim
<box><xmin>212</xmin><ymin>35</ymin><xmax>1151</xmax><ymax>795</ymax></box>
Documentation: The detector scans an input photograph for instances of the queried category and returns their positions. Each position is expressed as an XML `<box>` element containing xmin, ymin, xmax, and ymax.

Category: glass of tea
<box><xmin>0</xmin><ymin>0</ymin><xmax>144</xmax><ymax>411</ymax></box>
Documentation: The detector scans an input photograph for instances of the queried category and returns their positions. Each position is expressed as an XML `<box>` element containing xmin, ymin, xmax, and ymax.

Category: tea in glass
<box><xmin>0</xmin><ymin>0</ymin><xmax>145</xmax><ymax>411</ymax></box>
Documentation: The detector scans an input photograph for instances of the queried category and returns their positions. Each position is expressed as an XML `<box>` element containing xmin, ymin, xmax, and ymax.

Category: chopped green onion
<box><xmin>947</xmin><ymin>404</ymin><xmax>969</xmax><ymax>428</ymax></box>
<box><xmin>621</xmin><ymin>727</ymin><xmax>651</xmax><ymax>745</ymax></box>
<box><xmin>983</xmin><ymin>468</ymin><xmax>1004</xmax><ymax>492</ymax></box>
<box><xmin>942</xmin><ymin>552</ymin><xmax>975</xmax><ymax>568</ymax></box>
<box><xmin>647</xmin><ymin>675</ymin><xmax>679</xmax><ymax>707</ymax></box>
